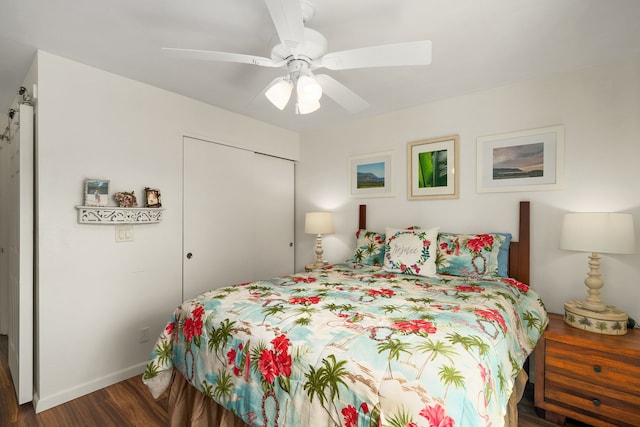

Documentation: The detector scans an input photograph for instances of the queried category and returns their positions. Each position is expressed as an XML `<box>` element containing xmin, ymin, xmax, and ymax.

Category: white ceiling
<box><xmin>1</xmin><ymin>0</ymin><xmax>640</xmax><ymax>132</ymax></box>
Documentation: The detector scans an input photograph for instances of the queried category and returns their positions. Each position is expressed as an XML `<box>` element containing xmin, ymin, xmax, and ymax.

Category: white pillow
<box><xmin>383</xmin><ymin>226</ymin><xmax>440</xmax><ymax>277</ymax></box>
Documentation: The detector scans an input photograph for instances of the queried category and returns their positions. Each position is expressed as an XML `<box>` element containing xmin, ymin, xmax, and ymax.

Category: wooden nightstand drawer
<box><xmin>545</xmin><ymin>340</ymin><xmax>640</xmax><ymax>395</ymax></box>
<box><xmin>535</xmin><ymin>313</ymin><xmax>640</xmax><ymax>426</ymax></box>
<box><xmin>545</xmin><ymin>371</ymin><xmax>640</xmax><ymax>425</ymax></box>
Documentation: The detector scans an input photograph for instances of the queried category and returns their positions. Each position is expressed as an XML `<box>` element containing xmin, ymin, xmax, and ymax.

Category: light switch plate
<box><xmin>115</xmin><ymin>224</ymin><xmax>134</xmax><ymax>242</ymax></box>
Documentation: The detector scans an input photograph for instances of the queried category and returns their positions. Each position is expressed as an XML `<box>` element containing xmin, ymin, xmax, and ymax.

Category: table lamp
<box><xmin>305</xmin><ymin>211</ymin><xmax>334</xmax><ymax>269</ymax></box>
<box><xmin>560</xmin><ymin>212</ymin><xmax>635</xmax><ymax>335</ymax></box>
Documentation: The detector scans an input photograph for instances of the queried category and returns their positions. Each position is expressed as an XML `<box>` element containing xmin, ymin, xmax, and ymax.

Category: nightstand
<box><xmin>534</xmin><ymin>313</ymin><xmax>640</xmax><ymax>426</ymax></box>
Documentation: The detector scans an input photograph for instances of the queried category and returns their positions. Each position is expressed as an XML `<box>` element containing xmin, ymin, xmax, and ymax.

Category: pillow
<box><xmin>383</xmin><ymin>227</ymin><xmax>439</xmax><ymax>277</ymax></box>
<box><xmin>437</xmin><ymin>232</ymin><xmax>508</xmax><ymax>278</ymax></box>
<box><xmin>495</xmin><ymin>232</ymin><xmax>512</xmax><ymax>277</ymax></box>
<box><xmin>349</xmin><ymin>229</ymin><xmax>385</xmax><ymax>266</ymax></box>
<box><xmin>348</xmin><ymin>226</ymin><xmax>422</xmax><ymax>266</ymax></box>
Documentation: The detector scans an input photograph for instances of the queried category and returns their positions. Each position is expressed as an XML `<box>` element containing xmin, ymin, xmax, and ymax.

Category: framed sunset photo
<box><xmin>477</xmin><ymin>125</ymin><xmax>564</xmax><ymax>193</ymax></box>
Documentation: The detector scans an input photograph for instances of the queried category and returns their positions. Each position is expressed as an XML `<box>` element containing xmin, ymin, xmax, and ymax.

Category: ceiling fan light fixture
<box><xmin>296</xmin><ymin>74</ymin><xmax>322</xmax><ymax>104</ymax></box>
<box><xmin>265</xmin><ymin>78</ymin><xmax>293</xmax><ymax>110</ymax></box>
<box><xmin>296</xmin><ymin>100</ymin><xmax>320</xmax><ymax>115</ymax></box>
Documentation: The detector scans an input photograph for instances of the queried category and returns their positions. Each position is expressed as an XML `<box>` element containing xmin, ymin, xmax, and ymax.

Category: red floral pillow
<box><xmin>437</xmin><ymin>233</ymin><xmax>507</xmax><ymax>277</ymax></box>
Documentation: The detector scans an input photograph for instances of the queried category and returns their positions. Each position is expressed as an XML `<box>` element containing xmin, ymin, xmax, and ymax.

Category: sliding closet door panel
<box><xmin>183</xmin><ymin>138</ymin><xmax>254</xmax><ymax>301</ymax></box>
<box><xmin>252</xmin><ymin>153</ymin><xmax>294</xmax><ymax>279</ymax></box>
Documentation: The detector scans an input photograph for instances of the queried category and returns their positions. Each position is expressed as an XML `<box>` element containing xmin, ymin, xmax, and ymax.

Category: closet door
<box><xmin>183</xmin><ymin>138</ymin><xmax>294</xmax><ymax>301</ymax></box>
<box><xmin>183</xmin><ymin>138</ymin><xmax>254</xmax><ymax>300</ymax></box>
<box><xmin>252</xmin><ymin>153</ymin><xmax>294</xmax><ymax>279</ymax></box>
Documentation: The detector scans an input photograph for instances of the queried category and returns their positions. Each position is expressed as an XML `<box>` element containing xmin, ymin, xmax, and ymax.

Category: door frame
<box><xmin>2</xmin><ymin>103</ymin><xmax>34</xmax><ymax>404</ymax></box>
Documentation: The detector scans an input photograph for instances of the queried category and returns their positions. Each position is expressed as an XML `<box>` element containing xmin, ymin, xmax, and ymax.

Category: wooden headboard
<box><xmin>358</xmin><ymin>201</ymin><xmax>531</xmax><ymax>284</ymax></box>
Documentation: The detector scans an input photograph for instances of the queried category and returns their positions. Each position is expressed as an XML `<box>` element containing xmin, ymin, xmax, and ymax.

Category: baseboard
<box><xmin>32</xmin><ymin>361</ymin><xmax>147</xmax><ymax>413</ymax></box>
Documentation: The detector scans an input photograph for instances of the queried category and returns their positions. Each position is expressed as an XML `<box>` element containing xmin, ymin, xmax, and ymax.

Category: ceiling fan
<box><xmin>163</xmin><ymin>0</ymin><xmax>432</xmax><ymax>115</ymax></box>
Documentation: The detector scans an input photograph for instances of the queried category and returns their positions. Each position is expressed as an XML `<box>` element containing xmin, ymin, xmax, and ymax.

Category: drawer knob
<box><xmin>593</xmin><ymin>365</ymin><xmax>602</xmax><ymax>373</ymax></box>
<box><xmin>592</xmin><ymin>399</ymin><xmax>601</xmax><ymax>407</ymax></box>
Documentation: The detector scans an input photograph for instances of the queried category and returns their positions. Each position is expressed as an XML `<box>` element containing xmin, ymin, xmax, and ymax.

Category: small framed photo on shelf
<box><xmin>84</xmin><ymin>178</ymin><xmax>109</xmax><ymax>206</ymax></box>
<box><xmin>144</xmin><ymin>187</ymin><xmax>161</xmax><ymax>207</ymax></box>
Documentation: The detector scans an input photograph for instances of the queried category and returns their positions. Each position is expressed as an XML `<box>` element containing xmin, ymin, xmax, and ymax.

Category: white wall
<box><xmin>295</xmin><ymin>54</ymin><xmax>640</xmax><ymax>324</ymax></box>
<box><xmin>34</xmin><ymin>51</ymin><xmax>298</xmax><ymax>412</ymax></box>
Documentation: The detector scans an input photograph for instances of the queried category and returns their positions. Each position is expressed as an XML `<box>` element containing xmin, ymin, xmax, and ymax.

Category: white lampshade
<box><xmin>265</xmin><ymin>78</ymin><xmax>293</xmax><ymax>110</ymax></box>
<box><xmin>305</xmin><ymin>212</ymin><xmax>334</xmax><ymax>235</ymax></box>
<box><xmin>560</xmin><ymin>212</ymin><xmax>636</xmax><ymax>254</ymax></box>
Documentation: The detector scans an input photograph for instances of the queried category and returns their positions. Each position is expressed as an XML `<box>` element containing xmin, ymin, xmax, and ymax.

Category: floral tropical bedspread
<box><xmin>143</xmin><ymin>263</ymin><xmax>547</xmax><ymax>427</ymax></box>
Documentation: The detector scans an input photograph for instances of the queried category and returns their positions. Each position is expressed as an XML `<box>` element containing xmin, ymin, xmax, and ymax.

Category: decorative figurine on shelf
<box><xmin>144</xmin><ymin>187</ymin><xmax>162</xmax><ymax>208</ymax></box>
<box><xmin>114</xmin><ymin>191</ymin><xmax>138</xmax><ymax>208</ymax></box>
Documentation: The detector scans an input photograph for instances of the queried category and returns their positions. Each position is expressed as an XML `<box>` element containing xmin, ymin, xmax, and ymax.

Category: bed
<box><xmin>143</xmin><ymin>201</ymin><xmax>547</xmax><ymax>426</ymax></box>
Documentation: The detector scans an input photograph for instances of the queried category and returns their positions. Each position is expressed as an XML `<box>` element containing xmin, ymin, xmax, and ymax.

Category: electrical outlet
<box><xmin>139</xmin><ymin>327</ymin><xmax>150</xmax><ymax>343</ymax></box>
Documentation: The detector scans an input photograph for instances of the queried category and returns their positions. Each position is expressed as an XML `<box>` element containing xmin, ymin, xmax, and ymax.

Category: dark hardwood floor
<box><xmin>2</xmin><ymin>334</ymin><xmax>568</xmax><ymax>426</ymax></box>
<box><xmin>1</xmin><ymin>335</ymin><xmax>168</xmax><ymax>426</ymax></box>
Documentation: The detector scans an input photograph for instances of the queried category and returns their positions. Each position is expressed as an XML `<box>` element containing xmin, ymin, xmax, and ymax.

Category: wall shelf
<box><xmin>75</xmin><ymin>206</ymin><xmax>164</xmax><ymax>224</ymax></box>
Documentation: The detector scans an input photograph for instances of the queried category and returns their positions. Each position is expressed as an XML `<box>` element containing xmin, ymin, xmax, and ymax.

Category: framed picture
<box><xmin>144</xmin><ymin>187</ymin><xmax>162</xmax><ymax>207</ymax></box>
<box><xmin>84</xmin><ymin>178</ymin><xmax>109</xmax><ymax>206</ymax></box>
<box><xmin>407</xmin><ymin>135</ymin><xmax>459</xmax><ymax>200</ymax></box>
<box><xmin>476</xmin><ymin>125</ymin><xmax>564</xmax><ymax>193</ymax></box>
<box><xmin>349</xmin><ymin>151</ymin><xmax>394</xmax><ymax>198</ymax></box>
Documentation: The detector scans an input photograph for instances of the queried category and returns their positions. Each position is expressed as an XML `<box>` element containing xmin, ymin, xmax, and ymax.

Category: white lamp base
<box><xmin>564</xmin><ymin>300</ymin><xmax>628</xmax><ymax>335</ymax></box>
<box><xmin>305</xmin><ymin>263</ymin><xmax>326</xmax><ymax>272</ymax></box>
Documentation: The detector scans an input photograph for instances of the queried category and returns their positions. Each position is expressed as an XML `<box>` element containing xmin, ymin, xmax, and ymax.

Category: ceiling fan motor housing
<box><xmin>270</xmin><ymin>28</ymin><xmax>327</xmax><ymax>66</ymax></box>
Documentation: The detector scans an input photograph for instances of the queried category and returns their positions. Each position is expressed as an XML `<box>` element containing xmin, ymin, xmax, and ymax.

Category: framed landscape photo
<box><xmin>349</xmin><ymin>151</ymin><xmax>394</xmax><ymax>198</ymax></box>
<box><xmin>84</xmin><ymin>178</ymin><xmax>109</xmax><ymax>206</ymax></box>
<box><xmin>407</xmin><ymin>135</ymin><xmax>459</xmax><ymax>200</ymax></box>
<box><xmin>476</xmin><ymin>125</ymin><xmax>564</xmax><ymax>193</ymax></box>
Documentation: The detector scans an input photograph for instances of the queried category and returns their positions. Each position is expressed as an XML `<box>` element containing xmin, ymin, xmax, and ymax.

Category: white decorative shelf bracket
<box><xmin>75</xmin><ymin>206</ymin><xmax>164</xmax><ymax>224</ymax></box>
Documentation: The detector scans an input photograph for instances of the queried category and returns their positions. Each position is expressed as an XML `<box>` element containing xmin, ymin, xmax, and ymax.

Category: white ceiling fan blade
<box><xmin>318</xmin><ymin>40</ymin><xmax>432</xmax><ymax>70</ymax></box>
<box><xmin>162</xmin><ymin>47</ymin><xmax>285</xmax><ymax>68</ymax></box>
<box><xmin>265</xmin><ymin>0</ymin><xmax>305</xmax><ymax>55</ymax></box>
<box><xmin>314</xmin><ymin>74</ymin><xmax>369</xmax><ymax>113</ymax></box>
